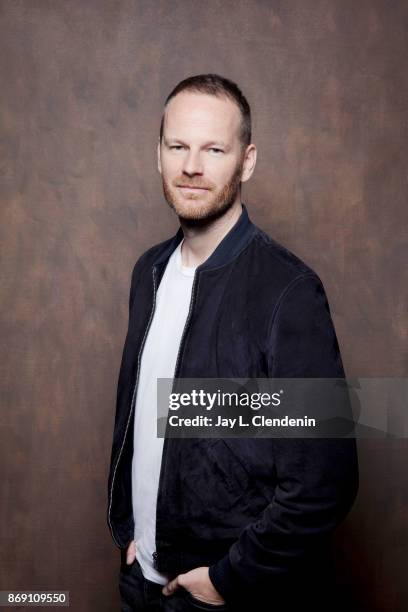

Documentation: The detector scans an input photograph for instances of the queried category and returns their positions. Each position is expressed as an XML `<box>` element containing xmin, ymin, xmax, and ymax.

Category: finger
<box><xmin>126</xmin><ymin>540</ymin><xmax>136</xmax><ymax>564</ymax></box>
<box><xmin>162</xmin><ymin>575</ymin><xmax>180</xmax><ymax>596</ymax></box>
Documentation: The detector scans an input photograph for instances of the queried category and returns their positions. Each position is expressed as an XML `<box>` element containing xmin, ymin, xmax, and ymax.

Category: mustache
<box><xmin>173</xmin><ymin>179</ymin><xmax>214</xmax><ymax>190</ymax></box>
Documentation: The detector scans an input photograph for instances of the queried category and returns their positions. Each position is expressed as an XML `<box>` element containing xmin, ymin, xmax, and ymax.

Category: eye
<box><xmin>208</xmin><ymin>148</ymin><xmax>224</xmax><ymax>155</ymax></box>
<box><xmin>169</xmin><ymin>145</ymin><xmax>185</xmax><ymax>151</ymax></box>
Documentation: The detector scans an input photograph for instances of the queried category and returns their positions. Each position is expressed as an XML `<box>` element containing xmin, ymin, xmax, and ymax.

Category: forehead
<box><xmin>163</xmin><ymin>91</ymin><xmax>241</xmax><ymax>143</ymax></box>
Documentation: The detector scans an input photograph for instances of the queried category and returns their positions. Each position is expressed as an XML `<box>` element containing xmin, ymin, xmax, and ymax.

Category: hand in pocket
<box><xmin>126</xmin><ymin>539</ymin><xmax>137</xmax><ymax>565</ymax></box>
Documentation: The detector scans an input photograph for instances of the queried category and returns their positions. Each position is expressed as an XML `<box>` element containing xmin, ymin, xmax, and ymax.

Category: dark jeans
<box><xmin>118</xmin><ymin>552</ymin><xmax>345</xmax><ymax>612</ymax></box>
<box><xmin>118</xmin><ymin>554</ymin><xmax>229</xmax><ymax>612</ymax></box>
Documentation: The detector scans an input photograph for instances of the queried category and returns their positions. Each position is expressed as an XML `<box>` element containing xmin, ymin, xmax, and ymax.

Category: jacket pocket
<box><xmin>207</xmin><ymin>439</ymin><xmax>251</xmax><ymax>496</ymax></box>
<box><xmin>208</xmin><ymin>439</ymin><xmax>274</xmax><ymax>513</ymax></box>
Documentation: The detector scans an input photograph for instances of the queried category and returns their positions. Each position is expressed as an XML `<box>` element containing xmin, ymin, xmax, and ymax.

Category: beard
<box><xmin>161</xmin><ymin>156</ymin><xmax>245</xmax><ymax>228</ymax></box>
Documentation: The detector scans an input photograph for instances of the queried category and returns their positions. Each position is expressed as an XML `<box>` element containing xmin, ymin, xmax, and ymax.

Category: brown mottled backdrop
<box><xmin>1</xmin><ymin>1</ymin><xmax>407</xmax><ymax>610</ymax></box>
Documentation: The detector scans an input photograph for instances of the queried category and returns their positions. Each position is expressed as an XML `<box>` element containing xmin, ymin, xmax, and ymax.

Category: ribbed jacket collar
<box><xmin>152</xmin><ymin>203</ymin><xmax>256</xmax><ymax>272</ymax></box>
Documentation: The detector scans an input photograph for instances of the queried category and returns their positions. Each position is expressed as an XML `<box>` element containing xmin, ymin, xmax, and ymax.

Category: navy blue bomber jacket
<box><xmin>107</xmin><ymin>204</ymin><xmax>359</xmax><ymax>606</ymax></box>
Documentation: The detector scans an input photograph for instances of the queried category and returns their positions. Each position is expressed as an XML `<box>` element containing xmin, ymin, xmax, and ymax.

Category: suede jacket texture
<box><xmin>106</xmin><ymin>204</ymin><xmax>359</xmax><ymax>605</ymax></box>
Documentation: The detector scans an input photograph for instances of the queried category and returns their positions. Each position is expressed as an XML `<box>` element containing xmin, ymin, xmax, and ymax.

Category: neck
<box><xmin>179</xmin><ymin>200</ymin><xmax>243</xmax><ymax>268</ymax></box>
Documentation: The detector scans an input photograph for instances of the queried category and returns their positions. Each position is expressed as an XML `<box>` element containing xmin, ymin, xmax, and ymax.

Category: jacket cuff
<box><xmin>208</xmin><ymin>554</ymin><xmax>239</xmax><ymax>602</ymax></box>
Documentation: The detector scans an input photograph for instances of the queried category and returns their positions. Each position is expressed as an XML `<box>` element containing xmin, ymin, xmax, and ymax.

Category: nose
<box><xmin>182</xmin><ymin>150</ymin><xmax>203</xmax><ymax>176</ymax></box>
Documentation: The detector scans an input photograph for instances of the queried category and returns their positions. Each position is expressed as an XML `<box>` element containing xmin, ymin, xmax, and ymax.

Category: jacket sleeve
<box><xmin>208</xmin><ymin>273</ymin><xmax>359</xmax><ymax>600</ymax></box>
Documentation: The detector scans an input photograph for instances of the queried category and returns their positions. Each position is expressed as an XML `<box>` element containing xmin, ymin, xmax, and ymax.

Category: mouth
<box><xmin>177</xmin><ymin>185</ymin><xmax>210</xmax><ymax>194</ymax></box>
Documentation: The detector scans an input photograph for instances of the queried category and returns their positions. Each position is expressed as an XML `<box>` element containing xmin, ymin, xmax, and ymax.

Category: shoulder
<box><xmin>246</xmin><ymin>225</ymin><xmax>323</xmax><ymax>291</ymax></box>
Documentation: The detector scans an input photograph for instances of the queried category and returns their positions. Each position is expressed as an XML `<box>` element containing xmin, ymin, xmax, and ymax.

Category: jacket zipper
<box><xmin>173</xmin><ymin>270</ymin><xmax>199</xmax><ymax>380</ymax></box>
<box><xmin>153</xmin><ymin>268</ymin><xmax>199</xmax><ymax>567</ymax></box>
<box><xmin>108</xmin><ymin>266</ymin><xmax>159</xmax><ymax>547</ymax></box>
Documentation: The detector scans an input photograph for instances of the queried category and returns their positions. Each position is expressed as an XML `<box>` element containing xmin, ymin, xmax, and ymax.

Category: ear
<box><xmin>241</xmin><ymin>144</ymin><xmax>257</xmax><ymax>183</ymax></box>
<box><xmin>157</xmin><ymin>139</ymin><xmax>162</xmax><ymax>175</ymax></box>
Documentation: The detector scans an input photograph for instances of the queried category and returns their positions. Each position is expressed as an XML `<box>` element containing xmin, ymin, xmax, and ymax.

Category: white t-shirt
<box><xmin>131</xmin><ymin>239</ymin><xmax>196</xmax><ymax>584</ymax></box>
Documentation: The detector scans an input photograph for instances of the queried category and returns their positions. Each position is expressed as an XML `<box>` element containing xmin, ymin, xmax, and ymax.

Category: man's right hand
<box><xmin>126</xmin><ymin>540</ymin><xmax>136</xmax><ymax>565</ymax></box>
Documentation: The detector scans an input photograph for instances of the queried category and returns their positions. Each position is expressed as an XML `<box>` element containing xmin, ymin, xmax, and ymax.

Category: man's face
<box><xmin>158</xmin><ymin>92</ymin><xmax>247</xmax><ymax>224</ymax></box>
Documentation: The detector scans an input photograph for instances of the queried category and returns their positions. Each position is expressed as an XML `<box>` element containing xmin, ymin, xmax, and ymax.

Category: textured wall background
<box><xmin>1</xmin><ymin>1</ymin><xmax>407</xmax><ymax>610</ymax></box>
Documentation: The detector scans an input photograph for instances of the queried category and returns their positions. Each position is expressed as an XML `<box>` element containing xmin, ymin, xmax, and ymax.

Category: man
<box><xmin>107</xmin><ymin>74</ymin><xmax>358</xmax><ymax>611</ymax></box>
